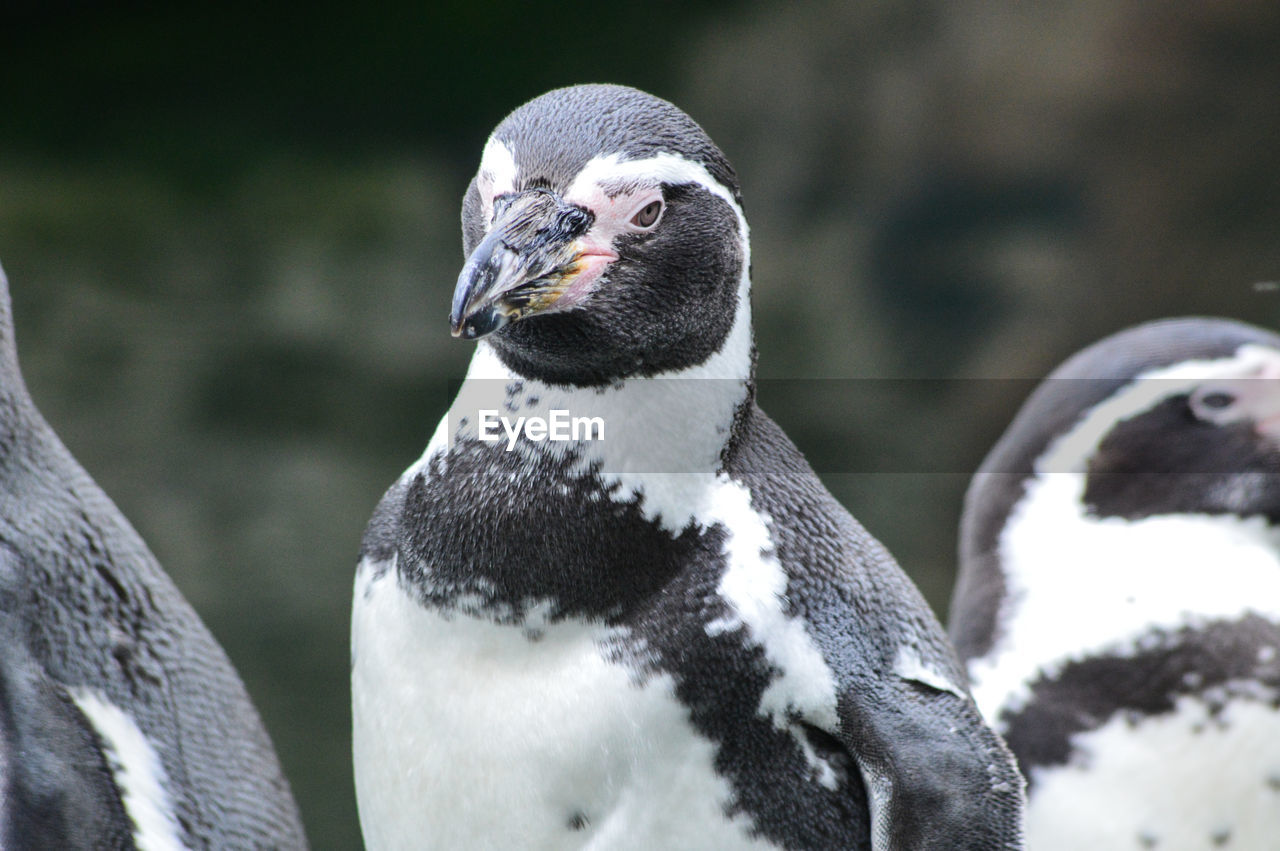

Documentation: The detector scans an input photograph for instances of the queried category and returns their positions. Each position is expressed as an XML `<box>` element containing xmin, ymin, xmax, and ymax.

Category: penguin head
<box><xmin>965</xmin><ymin>319</ymin><xmax>1280</xmax><ymax>536</ymax></box>
<box><xmin>1010</xmin><ymin>318</ymin><xmax>1280</xmax><ymax>522</ymax></box>
<box><xmin>450</xmin><ymin>84</ymin><xmax>750</xmax><ymax>386</ymax></box>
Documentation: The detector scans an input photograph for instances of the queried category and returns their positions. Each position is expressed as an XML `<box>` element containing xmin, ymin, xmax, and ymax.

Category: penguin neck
<box><xmin>449</xmin><ymin>288</ymin><xmax>754</xmax><ymax>471</ymax></box>
<box><xmin>420</xmin><ymin>296</ymin><xmax>756</xmax><ymax>536</ymax></box>
<box><xmin>393</xmin><ymin>293</ymin><xmax>759</xmax><ymax>617</ymax></box>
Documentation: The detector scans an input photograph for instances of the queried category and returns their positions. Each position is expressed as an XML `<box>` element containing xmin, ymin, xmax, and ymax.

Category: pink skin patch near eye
<box><xmin>551</xmin><ymin>243</ymin><xmax>618</xmax><ymax>311</ymax></box>
<box><xmin>536</xmin><ymin>182</ymin><xmax>662</xmax><ymax>312</ymax></box>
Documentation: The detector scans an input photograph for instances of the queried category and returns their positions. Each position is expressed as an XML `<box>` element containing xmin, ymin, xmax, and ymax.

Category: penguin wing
<box><xmin>0</xmin><ymin>552</ymin><xmax>136</xmax><ymax>850</ymax></box>
<box><xmin>833</xmin><ymin>644</ymin><xmax>1025</xmax><ymax>851</ymax></box>
<box><xmin>797</xmin><ymin>533</ymin><xmax>1026</xmax><ymax>851</ymax></box>
<box><xmin>729</xmin><ymin>406</ymin><xmax>1025</xmax><ymax>850</ymax></box>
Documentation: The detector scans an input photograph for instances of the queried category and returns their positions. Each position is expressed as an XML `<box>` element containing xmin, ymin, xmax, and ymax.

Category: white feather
<box><xmin>893</xmin><ymin>644</ymin><xmax>966</xmax><ymax>700</ymax></box>
<box><xmin>70</xmin><ymin>689</ymin><xmax>187</xmax><ymax>851</ymax></box>
<box><xmin>1037</xmin><ymin>344</ymin><xmax>1280</xmax><ymax>475</ymax></box>
<box><xmin>475</xmin><ymin>137</ymin><xmax>518</xmax><ymax>225</ymax></box>
<box><xmin>969</xmin><ymin>471</ymin><xmax>1280</xmax><ymax>720</ymax></box>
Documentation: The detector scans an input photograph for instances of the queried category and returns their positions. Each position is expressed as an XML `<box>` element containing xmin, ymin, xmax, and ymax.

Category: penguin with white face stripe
<box><xmin>950</xmin><ymin>317</ymin><xmax>1280</xmax><ymax>850</ymax></box>
<box><xmin>351</xmin><ymin>84</ymin><xmax>1023</xmax><ymax>850</ymax></box>
<box><xmin>0</xmin><ymin>263</ymin><xmax>307</xmax><ymax>848</ymax></box>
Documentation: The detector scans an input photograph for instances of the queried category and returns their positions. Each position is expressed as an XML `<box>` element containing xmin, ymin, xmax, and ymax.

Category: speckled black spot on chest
<box><xmin>1003</xmin><ymin>615</ymin><xmax>1280</xmax><ymax>783</ymax></box>
<box><xmin>398</xmin><ymin>438</ymin><xmax>729</xmax><ymax>624</ymax></box>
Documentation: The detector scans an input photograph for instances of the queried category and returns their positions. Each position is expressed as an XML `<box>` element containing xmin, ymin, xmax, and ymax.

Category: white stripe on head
<box><xmin>1037</xmin><ymin>344</ymin><xmax>1280</xmax><ymax>474</ymax></box>
<box><xmin>476</xmin><ymin>137</ymin><xmax>518</xmax><ymax>226</ymax></box>
<box><xmin>70</xmin><ymin>689</ymin><xmax>187</xmax><ymax>851</ymax></box>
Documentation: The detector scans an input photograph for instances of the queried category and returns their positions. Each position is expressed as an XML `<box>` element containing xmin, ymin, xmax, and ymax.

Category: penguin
<box><xmin>351</xmin><ymin>84</ymin><xmax>1024</xmax><ymax>850</ymax></box>
<box><xmin>949</xmin><ymin>317</ymin><xmax>1280</xmax><ymax>850</ymax></box>
<box><xmin>0</xmin><ymin>262</ymin><xmax>307</xmax><ymax>849</ymax></box>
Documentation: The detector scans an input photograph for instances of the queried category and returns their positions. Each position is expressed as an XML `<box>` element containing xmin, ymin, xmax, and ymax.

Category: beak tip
<box><xmin>448</xmin><ymin>305</ymin><xmax>507</xmax><ymax>341</ymax></box>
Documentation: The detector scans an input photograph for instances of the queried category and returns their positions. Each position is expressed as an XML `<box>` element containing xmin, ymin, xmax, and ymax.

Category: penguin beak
<box><xmin>450</xmin><ymin>189</ymin><xmax>616</xmax><ymax>340</ymax></box>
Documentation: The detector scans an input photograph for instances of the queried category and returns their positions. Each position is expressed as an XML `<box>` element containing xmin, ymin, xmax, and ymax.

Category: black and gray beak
<box><xmin>450</xmin><ymin>189</ymin><xmax>596</xmax><ymax>339</ymax></box>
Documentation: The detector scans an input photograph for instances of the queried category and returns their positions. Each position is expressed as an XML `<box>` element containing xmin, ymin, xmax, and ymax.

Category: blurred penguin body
<box><xmin>952</xmin><ymin>317</ymin><xmax>1280</xmax><ymax>849</ymax></box>
<box><xmin>0</xmin><ymin>263</ymin><xmax>307</xmax><ymax>850</ymax></box>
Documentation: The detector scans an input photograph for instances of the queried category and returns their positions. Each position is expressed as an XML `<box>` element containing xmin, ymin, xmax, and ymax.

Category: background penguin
<box><xmin>351</xmin><ymin>83</ymin><xmax>1023</xmax><ymax>850</ymax></box>
<box><xmin>950</xmin><ymin>317</ymin><xmax>1280</xmax><ymax>849</ymax></box>
<box><xmin>0</xmin><ymin>262</ymin><xmax>307</xmax><ymax>848</ymax></box>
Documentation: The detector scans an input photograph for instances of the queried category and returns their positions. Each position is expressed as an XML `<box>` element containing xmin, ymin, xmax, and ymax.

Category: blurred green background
<box><xmin>3</xmin><ymin>2</ymin><xmax>1279</xmax><ymax>847</ymax></box>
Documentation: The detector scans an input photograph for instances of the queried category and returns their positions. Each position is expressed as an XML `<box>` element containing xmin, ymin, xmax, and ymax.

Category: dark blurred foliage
<box><xmin>2</xmin><ymin>1</ymin><xmax>1280</xmax><ymax>848</ymax></box>
<box><xmin>1</xmin><ymin>0</ymin><xmax>735</xmax><ymax>174</ymax></box>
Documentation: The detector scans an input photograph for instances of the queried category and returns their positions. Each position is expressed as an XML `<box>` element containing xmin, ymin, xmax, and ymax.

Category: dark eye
<box><xmin>1189</xmin><ymin>386</ymin><xmax>1239</xmax><ymax>422</ymax></box>
<box><xmin>1199</xmin><ymin>391</ymin><xmax>1235</xmax><ymax>410</ymax></box>
<box><xmin>631</xmin><ymin>200</ymin><xmax>662</xmax><ymax>229</ymax></box>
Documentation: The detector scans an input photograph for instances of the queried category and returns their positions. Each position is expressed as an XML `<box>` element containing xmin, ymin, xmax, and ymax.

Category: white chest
<box><xmin>1024</xmin><ymin>689</ymin><xmax>1280</xmax><ymax>850</ymax></box>
<box><xmin>350</xmin><ymin>560</ymin><xmax>776</xmax><ymax>851</ymax></box>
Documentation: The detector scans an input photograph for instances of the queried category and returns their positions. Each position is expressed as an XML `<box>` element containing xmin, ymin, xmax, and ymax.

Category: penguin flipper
<box><xmin>0</xmin><ymin>563</ymin><xmax>135</xmax><ymax>850</ymax></box>
<box><xmin>837</xmin><ymin>667</ymin><xmax>1025</xmax><ymax>851</ymax></box>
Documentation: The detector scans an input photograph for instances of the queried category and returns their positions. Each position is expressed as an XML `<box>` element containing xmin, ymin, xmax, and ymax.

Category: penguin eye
<box><xmin>1200</xmin><ymin>392</ymin><xmax>1235</xmax><ymax>410</ymax></box>
<box><xmin>630</xmin><ymin>200</ymin><xmax>663</xmax><ymax>229</ymax></box>
<box><xmin>1189</xmin><ymin>387</ymin><xmax>1238</xmax><ymax>422</ymax></box>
